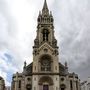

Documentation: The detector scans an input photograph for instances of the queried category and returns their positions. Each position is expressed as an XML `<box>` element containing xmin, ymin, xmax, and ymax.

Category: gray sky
<box><xmin>0</xmin><ymin>0</ymin><xmax>90</xmax><ymax>86</ymax></box>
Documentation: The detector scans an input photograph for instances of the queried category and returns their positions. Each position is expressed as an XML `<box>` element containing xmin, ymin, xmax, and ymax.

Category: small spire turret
<box><xmin>65</xmin><ymin>61</ymin><xmax>68</xmax><ymax>74</ymax></box>
<box><xmin>23</xmin><ymin>61</ymin><xmax>27</xmax><ymax>70</ymax></box>
<box><xmin>65</xmin><ymin>61</ymin><xmax>68</xmax><ymax>67</ymax></box>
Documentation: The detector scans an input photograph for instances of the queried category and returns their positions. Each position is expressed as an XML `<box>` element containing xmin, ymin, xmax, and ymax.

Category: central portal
<box><xmin>39</xmin><ymin>76</ymin><xmax>53</xmax><ymax>90</ymax></box>
<box><xmin>43</xmin><ymin>85</ymin><xmax>49</xmax><ymax>90</ymax></box>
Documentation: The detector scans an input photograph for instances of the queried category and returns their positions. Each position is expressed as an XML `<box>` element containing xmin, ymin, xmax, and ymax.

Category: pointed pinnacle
<box><xmin>23</xmin><ymin>61</ymin><xmax>26</xmax><ymax>70</ymax></box>
<box><xmin>42</xmin><ymin>0</ymin><xmax>49</xmax><ymax>13</ymax></box>
<box><xmin>65</xmin><ymin>61</ymin><xmax>68</xmax><ymax>67</ymax></box>
<box><xmin>44</xmin><ymin>0</ymin><xmax>48</xmax><ymax>9</ymax></box>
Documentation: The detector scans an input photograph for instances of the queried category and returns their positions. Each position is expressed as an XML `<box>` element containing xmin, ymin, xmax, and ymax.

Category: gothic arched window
<box><xmin>42</xmin><ymin>29</ymin><xmax>49</xmax><ymax>41</ymax></box>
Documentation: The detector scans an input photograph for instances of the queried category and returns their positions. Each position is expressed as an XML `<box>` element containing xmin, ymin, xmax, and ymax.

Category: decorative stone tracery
<box><xmin>40</xmin><ymin>54</ymin><xmax>52</xmax><ymax>71</ymax></box>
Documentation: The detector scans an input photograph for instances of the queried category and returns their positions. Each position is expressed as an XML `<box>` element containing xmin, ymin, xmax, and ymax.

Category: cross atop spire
<box><xmin>42</xmin><ymin>0</ymin><xmax>49</xmax><ymax>15</ymax></box>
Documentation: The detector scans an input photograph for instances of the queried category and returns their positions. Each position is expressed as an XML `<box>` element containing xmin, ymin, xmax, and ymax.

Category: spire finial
<box><xmin>43</xmin><ymin>0</ymin><xmax>48</xmax><ymax>10</ymax></box>
<box><xmin>42</xmin><ymin>0</ymin><xmax>49</xmax><ymax>15</ymax></box>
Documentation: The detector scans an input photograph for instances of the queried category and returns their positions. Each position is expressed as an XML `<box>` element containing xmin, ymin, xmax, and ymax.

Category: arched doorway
<box><xmin>60</xmin><ymin>84</ymin><xmax>66</xmax><ymax>90</ymax></box>
<box><xmin>43</xmin><ymin>85</ymin><xmax>49</xmax><ymax>90</ymax></box>
<box><xmin>39</xmin><ymin>76</ymin><xmax>53</xmax><ymax>90</ymax></box>
<box><xmin>26</xmin><ymin>84</ymin><xmax>32</xmax><ymax>90</ymax></box>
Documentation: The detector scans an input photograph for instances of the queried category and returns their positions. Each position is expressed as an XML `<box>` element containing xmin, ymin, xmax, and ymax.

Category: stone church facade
<box><xmin>11</xmin><ymin>0</ymin><xmax>80</xmax><ymax>90</ymax></box>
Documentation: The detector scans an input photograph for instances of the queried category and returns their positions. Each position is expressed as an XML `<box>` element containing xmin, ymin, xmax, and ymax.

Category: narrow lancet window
<box><xmin>43</xmin><ymin>29</ymin><xmax>49</xmax><ymax>41</ymax></box>
<box><xmin>76</xmin><ymin>81</ymin><xmax>78</xmax><ymax>90</ymax></box>
<box><xmin>70</xmin><ymin>80</ymin><xmax>73</xmax><ymax>90</ymax></box>
<box><xmin>18</xmin><ymin>80</ymin><xmax>21</xmax><ymax>88</ymax></box>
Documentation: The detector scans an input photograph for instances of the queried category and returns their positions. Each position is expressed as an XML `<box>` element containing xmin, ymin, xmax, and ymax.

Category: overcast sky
<box><xmin>0</xmin><ymin>0</ymin><xmax>90</xmax><ymax>86</ymax></box>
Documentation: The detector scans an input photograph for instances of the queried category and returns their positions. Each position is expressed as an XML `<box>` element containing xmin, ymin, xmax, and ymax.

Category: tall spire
<box><xmin>42</xmin><ymin>0</ymin><xmax>49</xmax><ymax>15</ymax></box>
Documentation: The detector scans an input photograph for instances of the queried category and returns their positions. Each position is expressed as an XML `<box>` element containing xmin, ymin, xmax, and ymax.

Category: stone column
<box><xmin>15</xmin><ymin>72</ymin><xmax>19</xmax><ymax>90</ymax></box>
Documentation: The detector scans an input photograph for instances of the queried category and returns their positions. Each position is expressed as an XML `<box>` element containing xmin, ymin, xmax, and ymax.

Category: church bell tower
<box><xmin>32</xmin><ymin>0</ymin><xmax>60</xmax><ymax>90</ymax></box>
<box><xmin>33</xmin><ymin>0</ymin><xmax>58</xmax><ymax>49</ymax></box>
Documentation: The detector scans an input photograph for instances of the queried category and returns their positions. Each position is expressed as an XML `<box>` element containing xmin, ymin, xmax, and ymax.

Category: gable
<box><xmin>38</xmin><ymin>42</ymin><xmax>54</xmax><ymax>53</ymax></box>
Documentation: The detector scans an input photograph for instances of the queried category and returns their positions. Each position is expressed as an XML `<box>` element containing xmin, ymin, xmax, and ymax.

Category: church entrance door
<box><xmin>43</xmin><ymin>85</ymin><xmax>49</xmax><ymax>90</ymax></box>
<box><xmin>61</xmin><ymin>88</ymin><xmax>64</xmax><ymax>90</ymax></box>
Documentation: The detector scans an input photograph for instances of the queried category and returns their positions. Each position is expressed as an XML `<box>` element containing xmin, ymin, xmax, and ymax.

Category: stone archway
<box><xmin>60</xmin><ymin>84</ymin><xmax>66</xmax><ymax>90</ymax></box>
<box><xmin>39</xmin><ymin>76</ymin><xmax>53</xmax><ymax>90</ymax></box>
<box><xmin>26</xmin><ymin>84</ymin><xmax>32</xmax><ymax>90</ymax></box>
